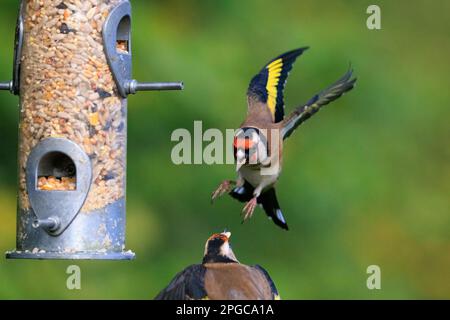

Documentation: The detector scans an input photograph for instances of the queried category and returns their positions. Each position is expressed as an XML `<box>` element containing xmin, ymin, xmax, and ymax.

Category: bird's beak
<box><xmin>236</xmin><ymin>160</ymin><xmax>244</xmax><ymax>172</ymax></box>
<box><xmin>222</xmin><ymin>231</ymin><xmax>231</xmax><ymax>239</ymax></box>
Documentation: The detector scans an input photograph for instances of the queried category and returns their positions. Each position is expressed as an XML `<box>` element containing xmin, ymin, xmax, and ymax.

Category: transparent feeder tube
<box><xmin>4</xmin><ymin>0</ymin><xmax>182</xmax><ymax>259</ymax></box>
<box><xmin>19</xmin><ymin>0</ymin><xmax>127</xmax><ymax>213</ymax></box>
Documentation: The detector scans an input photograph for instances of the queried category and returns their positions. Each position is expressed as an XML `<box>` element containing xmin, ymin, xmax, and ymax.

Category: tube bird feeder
<box><xmin>1</xmin><ymin>0</ymin><xmax>182</xmax><ymax>260</ymax></box>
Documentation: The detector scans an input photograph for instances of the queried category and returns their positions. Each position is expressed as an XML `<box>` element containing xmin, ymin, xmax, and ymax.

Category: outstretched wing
<box><xmin>247</xmin><ymin>47</ymin><xmax>309</xmax><ymax>123</ymax></box>
<box><xmin>154</xmin><ymin>264</ymin><xmax>208</xmax><ymax>300</ymax></box>
<box><xmin>253</xmin><ymin>265</ymin><xmax>281</xmax><ymax>300</ymax></box>
<box><xmin>282</xmin><ymin>68</ymin><xmax>357</xmax><ymax>139</ymax></box>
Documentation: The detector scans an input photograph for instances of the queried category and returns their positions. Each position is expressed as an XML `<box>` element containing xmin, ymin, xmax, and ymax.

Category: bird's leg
<box><xmin>242</xmin><ymin>186</ymin><xmax>262</xmax><ymax>222</ymax></box>
<box><xmin>212</xmin><ymin>172</ymin><xmax>245</xmax><ymax>203</ymax></box>
<box><xmin>211</xmin><ymin>180</ymin><xmax>236</xmax><ymax>202</ymax></box>
<box><xmin>242</xmin><ymin>197</ymin><xmax>258</xmax><ymax>221</ymax></box>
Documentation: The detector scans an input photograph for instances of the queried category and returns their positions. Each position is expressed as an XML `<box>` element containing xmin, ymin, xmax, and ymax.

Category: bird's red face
<box><xmin>233</xmin><ymin>137</ymin><xmax>256</xmax><ymax>150</ymax></box>
<box><xmin>233</xmin><ymin>128</ymin><xmax>264</xmax><ymax>169</ymax></box>
<box><xmin>208</xmin><ymin>232</ymin><xmax>231</xmax><ymax>243</ymax></box>
<box><xmin>233</xmin><ymin>136</ymin><xmax>256</xmax><ymax>165</ymax></box>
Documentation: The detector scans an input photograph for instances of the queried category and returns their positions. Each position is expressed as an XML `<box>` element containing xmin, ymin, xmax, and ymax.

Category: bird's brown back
<box><xmin>243</xmin><ymin>98</ymin><xmax>276</xmax><ymax>128</ymax></box>
<box><xmin>204</xmin><ymin>263</ymin><xmax>273</xmax><ymax>300</ymax></box>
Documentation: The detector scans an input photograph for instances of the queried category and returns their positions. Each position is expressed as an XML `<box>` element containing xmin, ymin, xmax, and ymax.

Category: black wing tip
<box><xmin>344</xmin><ymin>76</ymin><xmax>358</xmax><ymax>92</ymax></box>
<box><xmin>344</xmin><ymin>64</ymin><xmax>358</xmax><ymax>85</ymax></box>
<box><xmin>291</xmin><ymin>46</ymin><xmax>310</xmax><ymax>55</ymax></box>
<box><xmin>293</xmin><ymin>46</ymin><xmax>310</xmax><ymax>53</ymax></box>
<box><xmin>334</xmin><ymin>66</ymin><xmax>357</xmax><ymax>93</ymax></box>
<box><xmin>269</xmin><ymin>46</ymin><xmax>310</xmax><ymax>64</ymax></box>
<box><xmin>154</xmin><ymin>264</ymin><xmax>207</xmax><ymax>300</ymax></box>
<box><xmin>285</xmin><ymin>46</ymin><xmax>309</xmax><ymax>58</ymax></box>
<box><xmin>342</xmin><ymin>66</ymin><xmax>354</xmax><ymax>80</ymax></box>
<box><xmin>254</xmin><ymin>264</ymin><xmax>280</xmax><ymax>297</ymax></box>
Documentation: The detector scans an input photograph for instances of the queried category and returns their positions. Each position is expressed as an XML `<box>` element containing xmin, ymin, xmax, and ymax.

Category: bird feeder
<box><xmin>1</xmin><ymin>0</ymin><xmax>182</xmax><ymax>260</ymax></box>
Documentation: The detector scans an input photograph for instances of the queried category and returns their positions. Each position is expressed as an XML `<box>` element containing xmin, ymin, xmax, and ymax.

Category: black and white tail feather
<box><xmin>230</xmin><ymin>181</ymin><xmax>288</xmax><ymax>230</ymax></box>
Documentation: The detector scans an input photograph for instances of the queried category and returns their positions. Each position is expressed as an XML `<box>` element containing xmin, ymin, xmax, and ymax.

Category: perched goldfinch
<box><xmin>154</xmin><ymin>231</ymin><xmax>280</xmax><ymax>300</ymax></box>
<box><xmin>212</xmin><ymin>47</ymin><xmax>356</xmax><ymax>230</ymax></box>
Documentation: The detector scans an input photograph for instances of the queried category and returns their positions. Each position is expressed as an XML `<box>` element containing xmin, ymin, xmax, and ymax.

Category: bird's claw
<box><xmin>211</xmin><ymin>180</ymin><xmax>235</xmax><ymax>203</ymax></box>
<box><xmin>242</xmin><ymin>197</ymin><xmax>258</xmax><ymax>222</ymax></box>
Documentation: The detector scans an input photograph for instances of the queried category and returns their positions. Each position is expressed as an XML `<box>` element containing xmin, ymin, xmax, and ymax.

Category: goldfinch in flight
<box><xmin>212</xmin><ymin>47</ymin><xmax>356</xmax><ymax>230</ymax></box>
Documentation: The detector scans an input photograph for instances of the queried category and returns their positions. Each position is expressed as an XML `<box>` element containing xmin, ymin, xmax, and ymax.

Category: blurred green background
<box><xmin>0</xmin><ymin>0</ymin><xmax>449</xmax><ymax>299</ymax></box>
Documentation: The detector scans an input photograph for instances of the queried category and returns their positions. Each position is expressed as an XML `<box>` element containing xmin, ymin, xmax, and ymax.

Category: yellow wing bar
<box><xmin>266</xmin><ymin>58</ymin><xmax>284</xmax><ymax>116</ymax></box>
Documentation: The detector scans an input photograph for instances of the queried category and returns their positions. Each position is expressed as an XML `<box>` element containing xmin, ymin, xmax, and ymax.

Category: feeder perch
<box><xmin>1</xmin><ymin>0</ymin><xmax>182</xmax><ymax>260</ymax></box>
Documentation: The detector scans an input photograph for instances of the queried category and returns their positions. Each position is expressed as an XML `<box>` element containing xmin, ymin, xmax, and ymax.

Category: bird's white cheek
<box><xmin>236</xmin><ymin>149</ymin><xmax>245</xmax><ymax>161</ymax></box>
<box><xmin>220</xmin><ymin>242</ymin><xmax>231</xmax><ymax>256</ymax></box>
